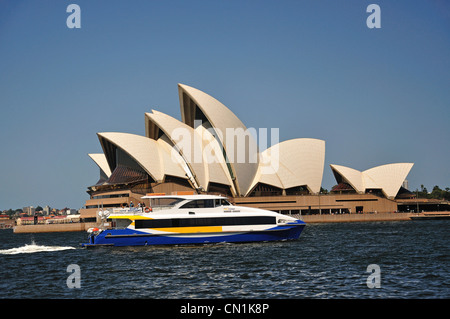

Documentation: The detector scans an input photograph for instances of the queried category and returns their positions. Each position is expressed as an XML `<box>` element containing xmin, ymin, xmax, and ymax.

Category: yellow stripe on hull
<box><xmin>149</xmin><ymin>226</ymin><xmax>223</xmax><ymax>233</ymax></box>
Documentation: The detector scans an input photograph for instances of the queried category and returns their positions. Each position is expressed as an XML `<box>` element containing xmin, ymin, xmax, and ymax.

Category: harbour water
<box><xmin>0</xmin><ymin>220</ymin><xmax>448</xmax><ymax>299</ymax></box>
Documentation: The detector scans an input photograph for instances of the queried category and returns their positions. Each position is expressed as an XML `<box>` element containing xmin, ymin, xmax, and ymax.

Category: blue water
<box><xmin>0</xmin><ymin>221</ymin><xmax>448</xmax><ymax>299</ymax></box>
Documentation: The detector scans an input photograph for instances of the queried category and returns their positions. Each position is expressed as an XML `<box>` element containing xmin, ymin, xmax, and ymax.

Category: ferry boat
<box><xmin>81</xmin><ymin>194</ymin><xmax>306</xmax><ymax>247</ymax></box>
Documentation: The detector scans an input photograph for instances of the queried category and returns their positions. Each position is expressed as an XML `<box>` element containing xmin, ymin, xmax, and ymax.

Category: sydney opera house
<box><xmin>80</xmin><ymin>84</ymin><xmax>414</xmax><ymax>220</ymax></box>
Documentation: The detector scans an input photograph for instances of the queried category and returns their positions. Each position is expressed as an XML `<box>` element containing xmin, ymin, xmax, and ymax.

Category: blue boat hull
<box><xmin>81</xmin><ymin>223</ymin><xmax>305</xmax><ymax>248</ymax></box>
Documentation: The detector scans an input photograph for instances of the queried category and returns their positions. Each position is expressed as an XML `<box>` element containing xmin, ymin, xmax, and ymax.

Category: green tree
<box><xmin>444</xmin><ymin>188</ymin><xmax>450</xmax><ymax>201</ymax></box>
<box><xmin>4</xmin><ymin>209</ymin><xmax>14</xmax><ymax>218</ymax></box>
<box><xmin>430</xmin><ymin>186</ymin><xmax>443</xmax><ymax>199</ymax></box>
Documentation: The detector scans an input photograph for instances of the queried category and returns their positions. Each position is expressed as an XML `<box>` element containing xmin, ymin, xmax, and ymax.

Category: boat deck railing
<box><xmin>100</xmin><ymin>206</ymin><xmax>175</xmax><ymax>216</ymax></box>
<box><xmin>99</xmin><ymin>207</ymin><xmax>144</xmax><ymax>215</ymax></box>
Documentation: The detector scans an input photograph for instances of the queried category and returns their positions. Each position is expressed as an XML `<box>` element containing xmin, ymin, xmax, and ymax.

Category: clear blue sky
<box><xmin>1</xmin><ymin>0</ymin><xmax>449</xmax><ymax>210</ymax></box>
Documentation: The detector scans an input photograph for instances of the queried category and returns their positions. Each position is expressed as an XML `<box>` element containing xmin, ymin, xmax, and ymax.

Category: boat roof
<box><xmin>141</xmin><ymin>194</ymin><xmax>228</xmax><ymax>200</ymax></box>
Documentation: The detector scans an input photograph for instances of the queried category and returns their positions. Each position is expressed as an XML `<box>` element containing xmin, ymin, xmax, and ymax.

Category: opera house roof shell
<box><xmin>330</xmin><ymin>163</ymin><xmax>414</xmax><ymax>199</ymax></box>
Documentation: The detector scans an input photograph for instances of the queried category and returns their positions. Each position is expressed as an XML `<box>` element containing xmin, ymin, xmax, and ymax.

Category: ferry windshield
<box><xmin>149</xmin><ymin>197</ymin><xmax>184</xmax><ymax>210</ymax></box>
<box><xmin>215</xmin><ymin>199</ymin><xmax>231</xmax><ymax>206</ymax></box>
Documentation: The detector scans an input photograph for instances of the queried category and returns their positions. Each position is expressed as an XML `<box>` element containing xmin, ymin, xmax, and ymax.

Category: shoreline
<box><xmin>11</xmin><ymin>211</ymin><xmax>449</xmax><ymax>233</ymax></box>
<box><xmin>299</xmin><ymin>211</ymin><xmax>450</xmax><ymax>223</ymax></box>
<box><xmin>298</xmin><ymin>212</ymin><xmax>413</xmax><ymax>223</ymax></box>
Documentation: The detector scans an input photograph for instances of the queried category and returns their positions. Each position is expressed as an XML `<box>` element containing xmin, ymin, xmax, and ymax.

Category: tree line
<box><xmin>415</xmin><ymin>185</ymin><xmax>450</xmax><ymax>200</ymax></box>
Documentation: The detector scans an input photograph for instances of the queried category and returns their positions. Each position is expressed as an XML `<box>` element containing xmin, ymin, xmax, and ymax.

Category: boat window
<box><xmin>149</xmin><ymin>198</ymin><xmax>184</xmax><ymax>210</ymax></box>
<box><xmin>215</xmin><ymin>199</ymin><xmax>231</xmax><ymax>206</ymax></box>
<box><xmin>93</xmin><ymin>193</ymin><xmax>129</xmax><ymax>199</ymax></box>
<box><xmin>135</xmin><ymin>216</ymin><xmax>276</xmax><ymax>229</ymax></box>
<box><xmin>107</xmin><ymin>218</ymin><xmax>132</xmax><ymax>229</ymax></box>
<box><xmin>180</xmin><ymin>199</ymin><xmax>215</xmax><ymax>209</ymax></box>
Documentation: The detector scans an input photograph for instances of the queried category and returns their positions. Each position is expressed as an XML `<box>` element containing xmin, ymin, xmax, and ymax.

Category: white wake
<box><xmin>0</xmin><ymin>241</ymin><xmax>76</xmax><ymax>255</ymax></box>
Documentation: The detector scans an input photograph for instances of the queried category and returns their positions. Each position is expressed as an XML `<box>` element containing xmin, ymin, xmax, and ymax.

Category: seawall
<box><xmin>297</xmin><ymin>211</ymin><xmax>450</xmax><ymax>223</ymax></box>
<box><xmin>13</xmin><ymin>222</ymin><xmax>97</xmax><ymax>234</ymax></box>
<box><xmin>295</xmin><ymin>212</ymin><xmax>414</xmax><ymax>223</ymax></box>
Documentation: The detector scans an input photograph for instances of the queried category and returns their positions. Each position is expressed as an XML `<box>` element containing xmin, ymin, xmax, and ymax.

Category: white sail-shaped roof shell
<box><xmin>145</xmin><ymin>110</ymin><xmax>207</xmax><ymax>189</ymax></box>
<box><xmin>330</xmin><ymin>163</ymin><xmax>414</xmax><ymax>198</ymax></box>
<box><xmin>363</xmin><ymin>163</ymin><xmax>414</xmax><ymax>198</ymax></box>
<box><xmin>145</xmin><ymin>110</ymin><xmax>234</xmax><ymax>193</ymax></box>
<box><xmin>195</xmin><ymin>125</ymin><xmax>235</xmax><ymax>191</ymax></box>
<box><xmin>88</xmin><ymin>153</ymin><xmax>112</xmax><ymax>177</ymax></box>
<box><xmin>276</xmin><ymin>139</ymin><xmax>325</xmax><ymax>193</ymax></box>
<box><xmin>178</xmin><ymin>83</ymin><xmax>259</xmax><ymax>196</ymax></box>
<box><xmin>248</xmin><ymin>138</ymin><xmax>325</xmax><ymax>195</ymax></box>
<box><xmin>97</xmin><ymin>132</ymin><xmax>187</xmax><ymax>183</ymax></box>
<box><xmin>330</xmin><ymin>164</ymin><xmax>365</xmax><ymax>193</ymax></box>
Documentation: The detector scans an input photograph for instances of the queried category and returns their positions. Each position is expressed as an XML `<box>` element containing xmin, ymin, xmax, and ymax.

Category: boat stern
<box><xmin>80</xmin><ymin>227</ymin><xmax>111</xmax><ymax>248</ymax></box>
